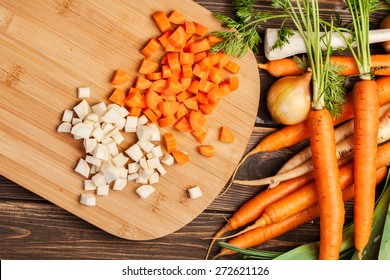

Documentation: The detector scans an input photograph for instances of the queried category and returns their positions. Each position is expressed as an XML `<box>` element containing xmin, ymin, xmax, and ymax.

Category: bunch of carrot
<box><xmin>108</xmin><ymin>10</ymin><xmax>238</xmax><ymax>160</ymax></box>
<box><xmin>206</xmin><ymin>73</ymin><xmax>390</xmax><ymax>260</ymax></box>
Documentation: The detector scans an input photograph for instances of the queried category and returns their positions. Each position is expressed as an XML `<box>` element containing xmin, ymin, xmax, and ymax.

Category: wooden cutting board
<box><xmin>0</xmin><ymin>0</ymin><xmax>260</xmax><ymax>240</ymax></box>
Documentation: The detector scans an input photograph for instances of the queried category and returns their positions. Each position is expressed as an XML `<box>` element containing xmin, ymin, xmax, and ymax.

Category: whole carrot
<box><xmin>258</xmin><ymin>54</ymin><xmax>390</xmax><ymax>77</ymax></box>
<box><xmin>215</xmin><ymin>166</ymin><xmax>387</xmax><ymax>258</ymax></box>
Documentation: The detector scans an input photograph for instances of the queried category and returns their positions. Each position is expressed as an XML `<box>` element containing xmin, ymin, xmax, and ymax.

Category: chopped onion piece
<box><xmin>136</xmin><ymin>185</ymin><xmax>155</xmax><ymax>199</ymax></box>
<box><xmin>188</xmin><ymin>186</ymin><xmax>203</xmax><ymax>199</ymax></box>
<box><xmin>80</xmin><ymin>193</ymin><xmax>96</xmax><ymax>206</ymax></box>
<box><xmin>57</xmin><ymin>122</ymin><xmax>72</xmax><ymax>133</ymax></box>
<box><xmin>97</xmin><ymin>184</ymin><xmax>109</xmax><ymax>196</ymax></box>
<box><xmin>62</xmin><ymin>109</ymin><xmax>73</xmax><ymax>122</ymax></box>
<box><xmin>78</xmin><ymin>86</ymin><xmax>91</xmax><ymax>99</ymax></box>
<box><xmin>75</xmin><ymin>158</ymin><xmax>90</xmax><ymax>178</ymax></box>
<box><xmin>73</xmin><ymin>99</ymin><xmax>91</xmax><ymax>119</ymax></box>
<box><xmin>71</xmin><ymin>122</ymin><xmax>94</xmax><ymax>139</ymax></box>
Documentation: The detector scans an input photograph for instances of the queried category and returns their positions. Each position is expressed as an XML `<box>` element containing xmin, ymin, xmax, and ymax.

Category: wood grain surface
<box><xmin>0</xmin><ymin>0</ymin><xmax>260</xmax><ymax>241</ymax></box>
<box><xmin>0</xmin><ymin>0</ymin><xmax>389</xmax><ymax>260</ymax></box>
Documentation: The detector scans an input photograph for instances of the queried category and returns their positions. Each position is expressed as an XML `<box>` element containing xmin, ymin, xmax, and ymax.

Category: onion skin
<box><xmin>267</xmin><ymin>71</ymin><xmax>312</xmax><ymax>125</ymax></box>
<box><xmin>380</xmin><ymin>14</ymin><xmax>390</xmax><ymax>53</ymax></box>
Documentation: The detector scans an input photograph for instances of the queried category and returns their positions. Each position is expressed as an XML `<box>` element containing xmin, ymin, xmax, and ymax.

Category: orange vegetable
<box><xmin>224</xmin><ymin>60</ymin><xmax>240</xmax><ymax>74</ymax></box>
<box><xmin>158</xmin><ymin>31</ymin><xmax>173</xmax><ymax>48</ymax></box>
<box><xmin>225</xmin><ymin>76</ymin><xmax>239</xmax><ymax>91</ymax></box>
<box><xmin>141</xmin><ymin>38</ymin><xmax>160</xmax><ymax>58</ymax></box>
<box><xmin>173</xmin><ymin>116</ymin><xmax>193</xmax><ymax>132</ymax></box>
<box><xmin>158</xmin><ymin>101</ymin><xmax>180</xmax><ymax>117</ymax></box>
<box><xmin>179</xmin><ymin>52</ymin><xmax>195</xmax><ymax>65</ymax></box>
<box><xmin>142</xmin><ymin>108</ymin><xmax>158</xmax><ymax>122</ymax></box>
<box><xmin>188</xmin><ymin>38</ymin><xmax>211</xmax><ymax>53</ymax></box>
<box><xmin>191</xmin><ymin>128</ymin><xmax>207</xmax><ymax>143</ymax></box>
<box><xmin>197</xmin><ymin>145</ymin><xmax>214</xmax><ymax>157</ymax></box>
<box><xmin>144</xmin><ymin>89</ymin><xmax>163</xmax><ymax>109</ymax></box>
<box><xmin>168</xmin><ymin>26</ymin><xmax>187</xmax><ymax>50</ymax></box>
<box><xmin>138</xmin><ymin>58</ymin><xmax>159</xmax><ymax>74</ymax></box>
<box><xmin>184</xmin><ymin>21</ymin><xmax>196</xmax><ymax>34</ymax></box>
<box><xmin>125</xmin><ymin>88</ymin><xmax>143</xmax><ymax>108</ymax></box>
<box><xmin>110</xmin><ymin>70</ymin><xmax>131</xmax><ymax>85</ymax></box>
<box><xmin>158</xmin><ymin>115</ymin><xmax>176</xmax><ymax>127</ymax></box>
<box><xmin>168</xmin><ymin>10</ymin><xmax>186</xmax><ymax>25</ymax></box>
<box><xmin>175</xmin><ymin>103</ymin><xmax>189</xmax><ymax>119</ymax></box>
<box><xmin>153</xmin><ymin>10</ymin><xmax>171</xmax><ymax>33</ymax></box>
<box><xmin>172</xmin><ymin>150</ymin><xmax>190</xmax><ymax>165</ymax></box>
<box><xmin>163</xmin><ymin>133</ymin><xmax>177</xmax><ymax>152</ymax></box>
<box><xmin>163</xmin><ymin>76</ymin><xmax>183</xmax><ymax>95</ymax></box>
<box><xmin>183</xmin><ymin>96</ymin><xmax>199</xmax><ymax>111</ymax></box>
<box><xmin>194</xmin><ymin>22</ymin><xmax>208</xmax><ymax>36</ymax></box>
<box><xmin>109</xmin><ymin>88</ymin><xmax>126</xmax><ymax>106</ymax></box>
<box><xmin>219</xmin><ymin>126</ymin><xmax>234</xmax><ymax>143</ymax></box>
<box><xmin>134</xmin><ymin>75</ymin><xmax>152</xmax><ymax>90</ymax></box>
<box><xmin>188</xmin><ymin>110</ymin><xmax>206</xmax><ymax>131</ymax></box>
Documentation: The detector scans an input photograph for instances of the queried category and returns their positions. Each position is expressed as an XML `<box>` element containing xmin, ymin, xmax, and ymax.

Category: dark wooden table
<box><xmin>0</xmin><ymin>0</ymin><xmax>388</xmax><ymax>260</ymax></box>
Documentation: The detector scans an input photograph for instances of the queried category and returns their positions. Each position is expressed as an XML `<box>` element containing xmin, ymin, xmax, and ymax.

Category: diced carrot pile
<box><xmin>108</xmin><ymin>9</ymin><xmax>239</xmax><ymax>159</ymax></box>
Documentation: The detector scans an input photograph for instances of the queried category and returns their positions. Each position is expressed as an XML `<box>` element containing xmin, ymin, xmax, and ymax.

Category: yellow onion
<box><xmin>267</xmin><ymin>70</ymin><xmax>312</xmax><ymax>125</ymax></box>
<box><xmin>380</xmin><ymin>14</ymin><xmax>390</xmax><ymax>53</ymax></box>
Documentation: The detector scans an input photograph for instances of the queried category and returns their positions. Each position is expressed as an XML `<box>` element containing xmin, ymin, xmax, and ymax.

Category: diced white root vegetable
<box><xmin>151</xmin><ymin>145</ymin><xmax>163</xmax><ymax>158</ymax></box>
<box><xmin>57</xmin><ymin>122</ymin><xmax>72</xmax><ymax>133</ymax></box>
<box><xmin>136</xmin><ymin>125</ymin><xmax>154</xmax><ymax>142</ymax></box>
<box><xmin>156</xmin><ymin>165</ymin><xmax>167</xmax><ymax>176</ymax></box>
<box><xmin>105</xmin><ymin>127</ymin><xmax>120</xmax><ymax>138</ymax></box>
<box><xmin>83</xmin><ymin>119</ymin><xmax>95</xmax><ymax>126</ymax></box>
<box><xmin>92</xmin><ymin>172</ymin><xmax>107</xmax><ymax>187</ymax></box>
<box><xmin>128</xmin><ymin>162</ymin><xmax>140</xmax><ymax>173</ymax></box>
<box><xmin>92</xmin><ymin>126</ymin><xmax>105</xmax><ymax>142</ymax></box>
<box><xmin>147</xmin><ymin>123</ymin><xmax>161</xmax><ymax>141</ymax></box>
<box><xmin>93</xmin><ymin>144</ymin><xmax>109</xmax><ymax>161</ymax></box>
<box><xmin>136</xmin><ymin>185</ymin><xmax>155</xmax><ymax>199</ymax></box>
<box><xmin>85</xmin><ymin>113</ymin><xmax>99</xmax><ymax>123</ymax></box>
<box><xmin>73</xmin><ymin>99</ymin><xmax>91</xmax><ymax>119</ymax></box>
<box><xmin>107</xmin><ymin>103</ymin><xmax>121</xmax><ymax>111</ymax></box>
<box><xmin>137</xmin><ymin>115</ymin><xmax>148</xmax><ymax>125</ymax></box>
<box><xmin>62</xmin><ymin>109</ymin><xmax>74</xmax><ymax>122</ymax></box>
<box><xmin>148</xmin><ymin>172</ymin><xmax>159</xmax><ymax>184</ymax></box>
<box><xmin>85</xmin><ymin>155</ymin><xmax>102</xmax><ymax>167</ymax></box>
<box><xmin>97</xmin><ymin>184</ymin><xmax>110</xmax><ymax>196</ymax></box>
<box><xmin>113</xmin><ymin>178</ymin><xmax>127</xmax><ymax>191</ymax></box>
<box><xmin>101</xmin><ymin>108</ymin><xmax>122</xmax><ymax>123</ymax></box>
<box><xmin>127</xmin><ymin>173</ymin><xmax>139</xmax><ymax>181</ymax></box>
<box><xmin>125</xmin><ymin>144</ymin><xmax>144</xmax><ymax>162</ymax></box>
<box><xmin>188</xmin><ymin>186</ymin><xmax>203</xmax><ymax>199</ymax></box>
<box><xmin>147</xmin><ymin>157</ymin><xmax>160</xmax><ymax>169</ymax></box>
<box><xmin>101</xmin><ymin>123</ymin><xmax>114</xmax><ymax>134</ymax></box>
<box><xmin>115</xmin><ymin>117</ymin><xmax>126</xmax><ymax>130</ymax></box>
<box><xmin>105</xmin><ymin>140</ymin><xmax>119</xmax><ymax>156</ymax></box>
<box><xmin>112</xmin><ymin>153</ymin><xmax>129</xmax><ymax>167</ymax></box>
<box><xmin>161</xmin><ymin>154</ymin><xmax>174</xmax><ymax>165</ymax></box>
<box><xmin>91</xmin><ymin>102</ymin><xmax>108</xmax><ymax>115</ymax></box>
<box><xmin>71</xmin><ymin>122</ymin><xmax>94</xmax><ymax>139</ymax></box>
<box><xmin>117</xmin><ymin>106</ymin><xmax>130</xmax><ymax>118</ymax></box>
<box><xmin>90</xmin><ymin>165</ymin><xmax>97</xmax><ymax>174</ymax></box>
<box><xmin>135</xmin><ymin>176</ymin><xmax>149</xmax><ymax>184</ymax></box>
<box><xmin>140</xmin><ymin>168</ymin><xmax>154</xmax><ymax>179</ymax></box>
<box><xmin>75</xmin><ymin>158</ymin><xmax>90</xmax><ymax>178</ymax></box>
<box><xmin>101</xmin><ymin>164</ymin><xmax>120</xmax><ymax>183</ymax></box>
<box><xmin>84</xmin><ymin>138</ymin><xmax>97</xmax><ymax>154</ymax></box>
<box><xmin>119</xmin><ymin>167</ymin><xmax>128</xmax><ymax>179</ymax></box>
<box><xmin>84</xmin><ymin>180</ymin><xmax>97</xmax><ymax>191</ymax></box>
<box><xmin>111</xmin><ymin>131</ymin><xmax>125</xmax><ymax>144</ymax></box>
<box><xmin>146</xmin><ymin>152</ymin><xmax>153</xmax><ymax>159</ymax></box>
<box><xmin>72</xmin><ymin>117</ymin><xmax>82</xmax><ymax>125</ymax></box>
<box><xmin>80</xmin><ymin>193</ymin><xmax>96</xmax><ymax>206</ymax></box>
<box><xmin>125</xmin><ymin>116</ymin><xmax>138</xmax><ymax>132</ymax></box>
<box><xmin>139</xmin><ymin>141</ymin><xmax>154</xmax><ymax>153</ymax></box>
<box><xmin>139</xmin><ymin>157</ymin><xmax>149</xmax><ymax>170</ymax></box>
<box><xmin>78</xmin><ymin>86</ymin><xmax>91</xmax><ymax>99</ymax></box>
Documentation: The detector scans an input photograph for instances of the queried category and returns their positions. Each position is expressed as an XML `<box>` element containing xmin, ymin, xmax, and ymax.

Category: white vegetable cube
<box><xmin>137</xmin><ymin>141</ymin><xmax>154</xmax><ymax>153</ymax></box>
<box><xmin>148</xmin><ymin>123</ymin><xmax>161</xmax><ymax>141</ymax></box>
<box><xmin>137</xmin><ymin>114</ymin><xmax>149</xmax><ymax>125</ymax></box>
<box><xmin>128</xmin><ymin>162</ymin><xmax>140</xmax><ymax>174</ymax></box>
<box><xmin>112</xmin><ymin>153</ymin><xmax>129</xmax><ymax>168</ymax></box>
<box><xmin>62</xmin><ymin>109</ymin><xmax>74</xmax><ymax>122</ymax></box>
<box><xmin>111</xmin><ymin>131</ymin><xmax>125</xmax><ymax>145</ymax></box>
<box><xmin>85</xmin><ymin>113</ymin><xmax>99</xmax><ymax>123</ymax></box>
<box><xmin>136</xmin><ymin>125</ymin><xmax>154</xmax><ymax>142</ymax></box>
<box><xmin>85</xmin><ymin>155</ymin><xmax>102</xmax><ymax>167</ymax></box>
<box><xmin>84</xmin><ymin>138</ymin><xmax>97</xmax><ymax>154</ymax></box>
<box><xmin>161</xmin><ymin>153</ymin><xmax>174</xmax><ymax>165</ymax></box>
<box><xmin>101</xmin><ymin>108</ymin><xmax>122</xmax><ymax>123</ymax></box>
<box><xmin>115</xmin><ymin>117</ymin><xmax>126</xmax><ymax>130</ymax></box>
<box><xmin>71</xmin><ymin>122</ymin><xmax>94</xmax><ymax>139</ymax></box>
<box><xmin>113</xmin><ymin>178</ymin><xmax>127</xmax><ymax>191</ymax></box>
<box><xmin>125</xmin><ymin>144</ymin><xmax>144</xmax><ymax>162</ymax></box>
<box><xmin>75</xmin><ymin>158</ymin><xmax>90</xmax><ymax>178</ymax></box>
<box><xmin>84</xmin><ymin>180</ymin><xmax>97</xmax><ymax>191</ymax></box>
<box><xmin>147</xmin><ymin>157</ymin><xmax>161</xmax><ymax>169</ymax></box>
<box><xmin>93</xmin><ymin>144</ymin><xmax>109</xmax><ymax>161</ymax></box>
<box><xmin>136</xmin><ymin>185</ymin><xmax>155</xmax><ymax>199</ymax></box>
<box><xmin>127</xmin><ymin>173</ymin><xmax>139</xmax><ymax>181</ymax></box>
<box><xmin>117</xmin><ymin>106</ymin><xmax>130</xmax><ymax>118</ymax></box>
<box><xmin>73</xmin><ymin>99</ymin><xmax>91</xmax><ymax>119</ymax></box>
<box><xmin>119</xmin><ymin>167</ymin><xmax>128</xmax><ymax>179</ymax></box>
<box><xmin>125</xmin><ymin>116</ymin><xmax>138</xmax><ymax>133</ymax></box>
<box><xmin>151</xmin><ymin>145</ymin><xmax>163</xmax><ymax>158</ymax></box>
<box><xmin>91</xmin><ymin>102</ymin><xmax>108</xmax><ymax>115</ymax></box>
<box><xmin>101</xmin><ymin>164</ymin><xmax>121</xmax><ymax>183</ymax></box>
<box><xmin>188</xmin><ymin>186</ymin><xmax>203</xmax><ymax>199</ymax></box>
<box><xmin>135</xmin><ymin>176</ymin><xmax>149</xmax><ymax>184</ymax></box>
<box><xmin>156</xmin><ymin>164</ymin><xmax>167</xmax><ymax>176</ymax></box>
<box><xmin>72</xmin><ymin>117</ymin><xmax>82</xmax><ymax>125</ymax></box>
<box><xmin>139</xmin><ymin>157</ymin><xmax>149</xmax><ymax>170</ymax></box>
<box><xmin>148</xmin><ymin>172</ymin><xmax>159</xmax><ymax>184</ymax></box>
<box><xmin>92</xmin><ymin>126</ymin><xmax>105</xmax><ymax>142</ymax></box>
<box><xmin>92</xmin><ymin>172</ymin><xmax>107</xmax><ymax>187</ymax></box>
<box><xmin>101</xmin><ymin>122</ymin><xmax>114</xmax><ymax>134</ymax></box>
<box><xmin>97</xmin><ymin>184</ymin><xmax>109</xmax><ymax>196</ymax></box>
<box><xmin>57</xmin><ymin>122</ymin><xmax>72</xmax><ymax>133</ymax></box>
<box><xmin>80</xmin><ymin>193</ymin><xmax>96</xmax><ymax>206</ymax></box>
<box><xmin>78</xmin><ymin>86</ymin><xmax>91</xmax><ymax>99</ymax></box>
<box><xmin>140</xmin><ymin>168</ymin><xmax>154</xmax><ymax>179</ymax></box>
<box><xmin>107</xmin><ymin>103</ymin><xmax>121</xmax><ymax>111</ymax></box>
<box><xmin>105</xmin><ymin>140</ymin><xmax>119</xmax><ymax>156</ymax></box>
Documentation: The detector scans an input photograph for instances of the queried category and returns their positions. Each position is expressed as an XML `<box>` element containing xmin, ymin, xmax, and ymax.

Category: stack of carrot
<box><xmin>206</xmin><ymin>74</ymin><xmax>390</xmax><ymax>259</ymax></box>
<box><xmin>107</xmin><ymin>10</ymin><xmax>239</xmax><ymax>159</ymax></box>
